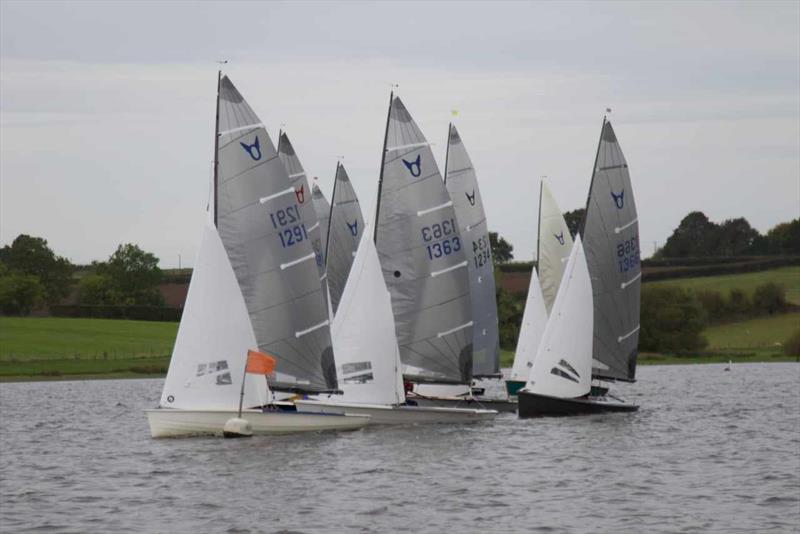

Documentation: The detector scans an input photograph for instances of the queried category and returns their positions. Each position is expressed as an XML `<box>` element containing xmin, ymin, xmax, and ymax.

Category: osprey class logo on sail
<box><xmin>402</xmin><ymin>154</ymin><xmax>422</xmax><ymax>177</ymax></box>
<box><xmin>240</xmin><ymin>136</ymin><xmax>262</xmax><ymax>161</ymax></box>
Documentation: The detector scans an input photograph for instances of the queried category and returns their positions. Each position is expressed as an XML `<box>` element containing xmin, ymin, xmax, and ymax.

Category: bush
<box><xmin>640</xmin><ymin>286</ymin><xmax>708</xmax><ymax>352</ymax></box>
<box><xmin>0</xmin><ymin>272</ymin><xmax>44</xmax><ymax>315</ymax></box>
<box><xmin>783</xmin><ymin>329</ymin><xmax>800</xmax><ymax>356</ymax></box>
<box><xmin>726</xmin><ymin>288</ymin><xmax>750</xmax><ymax>317</ymax></box>
<box><xmin>696</xmin><ymin>290</ymin><xmax>727</xmax><ymax>319</ymax></box>
<box><xmin>751</xmin><ymin>282</ymin><xmax>787</xmax><ymax>315</ymax></box>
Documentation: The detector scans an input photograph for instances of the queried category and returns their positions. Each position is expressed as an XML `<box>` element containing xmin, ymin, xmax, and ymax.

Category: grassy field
<box><xmin>647</xmin><ymin>266</ymin><xmax>800</xmax><ymax>305</ymax></box>
<box><xmin>0</xmin><ymin>317</ymin><xmax>177</xmax><ymax>380</ymax></box>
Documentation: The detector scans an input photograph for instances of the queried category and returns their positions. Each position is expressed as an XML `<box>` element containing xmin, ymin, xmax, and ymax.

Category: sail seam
<box><xmin>431</xmin><ymin>261</ymin><xmax>468</xmax><ymax>277</ymax></box>
<box><xmin>617</xmin><ymin>325</ymin><xmax>640</xmax><ymax>342</ymax></box>
<box><xmin>259</xmin><ymin>187</ymin><xmax>295</xmax><ymax>204</ymax></box>
<box><xmin>621</xmin><ymin>272</ymin><xmax>641</xmax><ymax>289</ymax></box>
<box><xmin>417</xmin><ymin>200</ymin><xmax>453</xmax><ymax>217</ymax></box>
<box><xmin>295</xmin><ymin>319</ymin><xmax>330</xmax><ymax>338</ymax></box>
<box><xmin>597</xmin><ymin>164</ymin><xmax>628</xmax><ymax>171</ymax></box>
<box><xmin>218</xmin><ymin>123</ymin><xmax>265</xmax><ymax>137</ymax></box>
<box><xmin>614</xmin><ymin>217</ymin><xmax>638</xmax><ymax>234</ymax></box>
<box><xmin>437</xmin><ymin>321</ymin><xmax>473</xmax><ymax>338</ymax></box>
<box><xmin>280</xmin><ymin>252</ymin><xmax>316</xmax><ymax>270</ymax></box>
<box><xmin>385</xmin><ymin>141</ymin><xmax>429</xmax><ymax>152</ymax></box>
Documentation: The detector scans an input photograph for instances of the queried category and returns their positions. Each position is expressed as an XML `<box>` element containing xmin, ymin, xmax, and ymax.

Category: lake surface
<box><xmin>1</xmin><ymin>363</ymin><xmax>798</xmax><ymax>533</ymax></box>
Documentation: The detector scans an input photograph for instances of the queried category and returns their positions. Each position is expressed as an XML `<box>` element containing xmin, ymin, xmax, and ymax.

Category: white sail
<box><xmin>509</xmin><ymin>266</ymin><xmax>548</xmax><ymax>383</ymax></box>
<box><xmin>160</xmin><ymin>216</ymin><xmax>268</xmax><ymax>410</ymax></box>
<box><xmin>525</xmin><ymin>236</ymin><xmax>593</xmax><ymax>399</ymax></box>
<box><xmin>328</xmin><ymin>229</ymin><xmax>405</xmax><ymax>405</ymax></box>
<box><xmin>537</xmin><ymin>181</ymin><xmax>574</xmax><ymax>315</ymax></box>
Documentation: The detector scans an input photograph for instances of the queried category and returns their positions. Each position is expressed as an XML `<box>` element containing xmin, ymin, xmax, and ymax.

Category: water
<box><xmin>1</xmin><ymin>363</ymin><xmax>798</xmax><ymax>533</ymax></box>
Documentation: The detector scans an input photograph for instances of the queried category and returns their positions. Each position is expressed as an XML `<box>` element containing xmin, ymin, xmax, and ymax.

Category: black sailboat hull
<box><xmin>518</xmin><ymin>390</ymin><xmax>638</xmax><ymax>418</ymax></box>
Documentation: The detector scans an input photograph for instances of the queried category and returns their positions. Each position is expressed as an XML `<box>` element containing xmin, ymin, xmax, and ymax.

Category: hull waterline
<box><xmin>402</xmin><ymin>393</ymin><xmax>517</xmax><ymax>414</ymax></box>
<box><xmin>145</xmin><ymin>408</ymin><xmax>369</xmax><ymax>438</ymax></box>
<box><xmin>294</xmin><ymin>400</ymin><xmax>498</xmax><ymax>425</ymax></box>
<box><xmin>518</xmin><ymin>390</ymin><xmax>638</xmax><ymax>418</ymax></box>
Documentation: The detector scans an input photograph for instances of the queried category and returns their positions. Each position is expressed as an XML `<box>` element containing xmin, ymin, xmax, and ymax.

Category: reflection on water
<box><xmin>1</xmin><ymin>363</ymin><xmax>798</xmax><ymax>533</ymax></box>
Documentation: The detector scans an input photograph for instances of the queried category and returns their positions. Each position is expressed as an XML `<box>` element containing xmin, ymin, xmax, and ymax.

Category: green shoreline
<box><xmin>1</xmin><ymin>353</ymin><xmax>796</xmax><ymax>383</ymax></box>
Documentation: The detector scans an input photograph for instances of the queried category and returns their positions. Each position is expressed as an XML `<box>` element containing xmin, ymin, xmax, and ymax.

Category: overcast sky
<box><xmin>1</xmin><ymin>1</ymin><xmax>798</xmax><ymax>266</ymax></box>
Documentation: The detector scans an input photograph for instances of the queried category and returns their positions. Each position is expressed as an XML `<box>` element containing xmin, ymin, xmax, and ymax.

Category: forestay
<box><xmin>216</xmin><ymin>76</ymin><xmax>336</xmax><ymax>393</ymax></box>
<box><xmin>160</xmin><ymin>217</ymin><xmax>268</xmax><ymax>410</ymax></box>
<box><xmin>509</xmin><ymin>267</ymin><xmax>548</xmax><ymax>383</ymax></box>
<box><xmin>326</xmin><ymin>163</ymin><xmax>365</xmax><ymax>315</ymax></box>
<box><xmin>327</xmin><ymin>229</ymin><xmax>405</xmax><ymax>405</ymax></box>
<box><xmin>311</xmin><ymin>183</ymin><xmax>331</xmax><ymax>266</ymax></box>
<box><xmin>526</xmin><ymin>236</ymin><xmax>593</xmax><ymax>399</ymax></box>
<box><xmin>581</xmin><ymin>119</ymin><xmax>641</xmax><ymax>382</ymax></box>
<box><xmin>277</xmin><ymin>132</ymin><xmax>329</xmax><ymax>308</ymax></box>
<box><xmin>444</xmin><ymin>124</ymin><xmax>500</xmax><ymax>377</ymax></box>
<box><xmin>375</xmin><ymin>95</ymin><xmax>473</xmax><ymax>384</ymax></box>
<box><xmin>537</xmin><ymin>180</ymin><xmax>574</xmax><ymax>315</ymax></box>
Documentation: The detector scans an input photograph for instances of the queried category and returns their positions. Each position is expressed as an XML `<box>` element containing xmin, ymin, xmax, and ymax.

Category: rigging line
<box><xmin>620</xmin><ymin>272</ymin><xmax>641</xmax><ymax>289</ymax></box>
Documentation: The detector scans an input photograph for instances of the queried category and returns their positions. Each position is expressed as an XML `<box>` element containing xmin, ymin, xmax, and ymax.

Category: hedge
<box><xmin>50</xmin><ymin>305</ymin><xmax>182</xmax><ymax>322</ymax></box>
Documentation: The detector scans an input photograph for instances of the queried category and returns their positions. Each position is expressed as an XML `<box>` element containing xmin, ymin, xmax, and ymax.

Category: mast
<box><xmin>373</xmin><ymin>91</ymin><xmax>394</xmax><ymax>243</ymax></box>
<box><xmin>578</xmin><ymin>116</ymin><xmax>607</xmax><ymax>238</ymax></box>
<box><xmin>536</xmin><ymin>179</ymin><xmax>543</xmax><ymax>269</ymax></box>
<box><xmin>324</xmin><ymin>162</ymin><xmax>340</xmax><ymax>268</ymax></box>
<box><xmin>443</xmin><ymin>123</ymin><xmax>452</xmax><ymax>185</ymax></box>
<box><xmin>213</xmin><ymin>70</ymin><xmax>222</xmax><ymax>227</ymax></box>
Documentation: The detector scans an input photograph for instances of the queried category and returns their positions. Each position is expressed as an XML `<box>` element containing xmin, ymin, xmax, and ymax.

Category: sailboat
<box><xmin>145</xmin><ymin>73</ymin><xmax>369</xmax><ymax>437</ymax></box>
<box><xmin>311</xmin><ymin>182</ymin><xmax>331</xmax><ymax>266</ymax></box>
<box><xmin>506</xmin><ymin>180</ymin><xmax>573</xmax><ymax>397</ymax></box>
<box><xmin>517</xmin><ymin>118</ymin><xmax>640</xmax><ymax>416</ymax></box>
<box><xmin>409</xmin><ymin>123</ymin><xmax>516</xmax><ymax>412</ymax></box>
<box><xmin>295</xmin><ymin>229</ymin><xmax>496</xmax><ymax>424</ymax></box>
<box><xmin>324</xmin><ymin>162</ymin><xmax>365</xmax><ymax>315</ymax></box>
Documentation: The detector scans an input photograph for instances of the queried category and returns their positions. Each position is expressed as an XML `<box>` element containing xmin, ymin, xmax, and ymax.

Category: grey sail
<box><xmin>374</xmin><ymin>95</ymin><xmax>473</xmax><ymax>384</ymax></box>
<box><xmin>444</xmin><ymin>124</ymin><xmax>500</xmax><ymax>377</ymax></box>
<box><xmin>311</xmin><ymin>183</ymin><xmax>331</xmax><ymax>266</ymax></box>
<box><xmin>581</xmin><ymin>119</ymin><xmax>640</xmax><ymax>382</ymax></box>
<box><xmin>277</xmin><ymin>132</ymin><xmax>329</xmax><ymax>310</ymax></box>
<box><xmin>326</xmin><ymin>162</ymin><xmax>365</xmax><ymax>315</ymax></box>
<box><xmin>215</xmin><ymin>76</ymin><xmax>336</xmax><ymax>392</ymax></box>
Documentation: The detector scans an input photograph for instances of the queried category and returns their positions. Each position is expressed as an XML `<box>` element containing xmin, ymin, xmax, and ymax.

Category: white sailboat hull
<box><xmin>294</xmin><ymin>400</ymin><xmax>497</xmax><ymax>425</ymax></box>
<box><xmin>145</xmin><ymin>408</ymin><xmax>369</xmax><ymax>438</ymax></box>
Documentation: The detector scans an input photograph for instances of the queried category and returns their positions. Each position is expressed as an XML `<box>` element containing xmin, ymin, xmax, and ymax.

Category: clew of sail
<box><xmin>444</xmin><ymin>124</ymin><xmax>500</xmax><ymax>377</ymax></box>
<box><xmin>581</xmin><ymin>119</ymin><xmax>641</xmax><ymax>382</ymax></box>
<box><xmin>375</xmin><ymin>95</ymin><xmax>473</xmax><ymax>384</ymax></box>
<box><xmin>215</xmin><ymin>76</ymin><xmax>336</xmax><ymax>393</ymax></box>
<box><xmin>325</xmin><ymin>163</ymin><xmax>365</xmax><ymax>315</ymax></box>
<box><xmin>277</xmin><ymin>132</ymin><xmax>329</xmax><ymax>306</ymax></box>
<box><xmin>509</xmin><ymin>266</ymin><xmax>548</xmax><ymax>383</ymax></box>
<box><xmin>160</xmin><ymin>216</ymin><xmax>268</xmax><ymax>410</ymax></box>
<box><xmin>327</xmin><ymin>229</ymin><xmax>405</xmax><ymax>405</ymax></box>
<box><xmin>537</xmin><ymin>180</ymin><xmax>574</xmax><ymax>315</ymax></box>
<box><xmin>525</xmin><ymin>236</ymin><xmax>593</xmax><ymax>399</ymax></box>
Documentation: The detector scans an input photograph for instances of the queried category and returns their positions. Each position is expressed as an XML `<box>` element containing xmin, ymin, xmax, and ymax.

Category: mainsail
<box><xmin>311</xmin><ymin>183</ymin><xmax>331</xmax><ymax>266</ymax></box>
<box><xmin>374</xmin><ymin>95</ymin><xmax>473</xmax><ymax>384</ymax></box>
<box><xmin>537</xmin><ymin>180</ymin><xmax>574</xmax><ymax>315</ymax></box>
<box><xmin>160</xmin><ymin>216</ymin><xmax>268</xmax><ymax>410</ymax></box>
<box><xmin>277</xmin><ymin>132</ymin><xmax>329</xmax><ymax>305</ymax></box>
<box><xmin>329</xmin><ymin>229</ymin><xmax>405</xmax><ymax>405</ymax></box>
<box><xmin>580</xmin><ymin>119</ymin><xmax>641</xmax><ymax>382</ymax></box>
<box><xmin>525</xmin><ymin>236</ymin><xmax>593</xmax><ymax>399</ymax></box>
<box><xmin>444</xmin><ymin>124</ymin><xmax>500</xmax><ymax>377</ymax></box>
<box><xmin>325</xmin><ymin>162</ymin><xmax>365</xmax><ymax>315</ymax></box>
<box><xmin>215</xmin><ymin>75</ymin><xmax>336</xmax><ymax>392</ymax></box>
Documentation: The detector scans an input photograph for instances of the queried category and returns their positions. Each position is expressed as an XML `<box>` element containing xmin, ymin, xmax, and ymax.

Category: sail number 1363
<box><xmin>421</xmin><ymin>219</ymin><xmax>461</xmax><ymax>260</ymax></box>
<box><xmin>617</xmin><ymin>236</ymin><xmax>640</xmax><ymax>273</ymax></box>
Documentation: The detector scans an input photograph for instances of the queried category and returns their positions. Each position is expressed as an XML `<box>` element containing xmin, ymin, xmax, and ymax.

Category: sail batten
<box><xmin>581</xmin><ymin>119</ymin><xmax>641</xmax><ymax>382</ymax></box>
<box><xmin>444</xmin><ymin>124</ymin><xmax>500</xmax><ymax>377</ymax></box>
<box><xmin>375</xmin><ymin>97</ymin><xmax>473</xmax><ymax>384</ymax></box>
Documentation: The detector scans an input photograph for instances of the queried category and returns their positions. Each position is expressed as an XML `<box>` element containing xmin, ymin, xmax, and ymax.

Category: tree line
<box><xmin>0</xmin><ymin>235</ymin><xmax>163</xmax><ymax>315</ymax></box>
